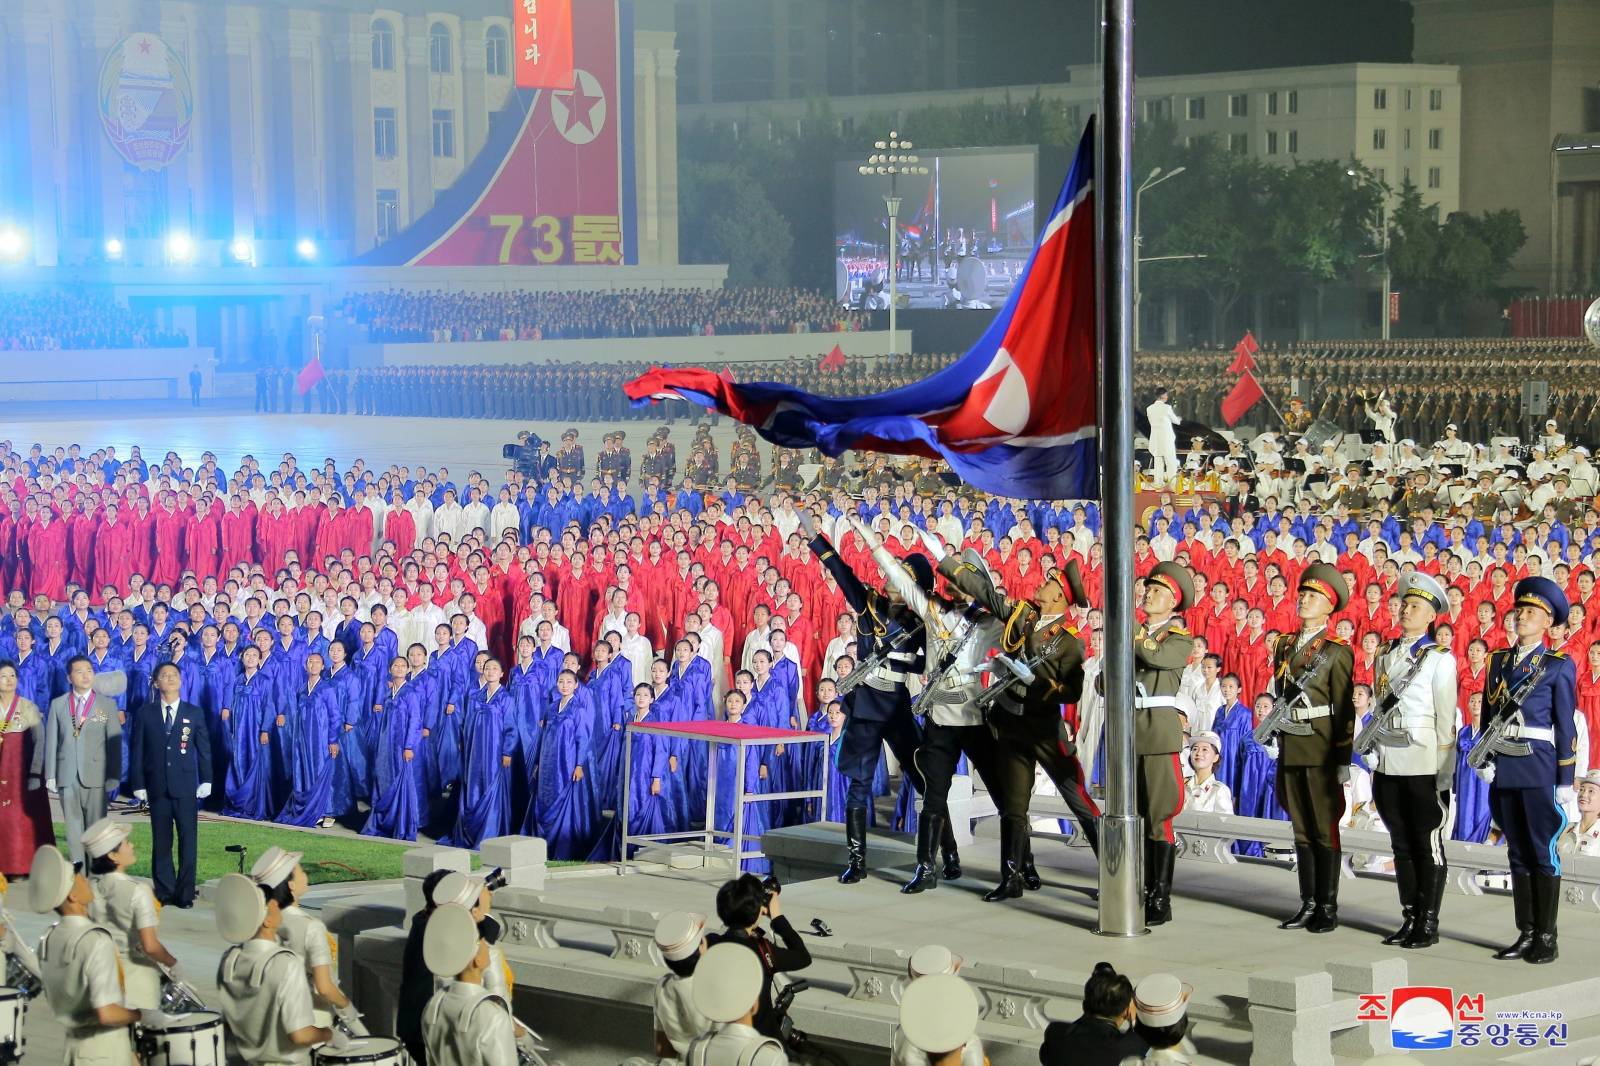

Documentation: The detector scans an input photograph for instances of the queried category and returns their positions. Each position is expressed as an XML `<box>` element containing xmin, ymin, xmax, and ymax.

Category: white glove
<box><xmin>327</xmin><ymin>1028</ymin><xmax>353</xmax><ymax>1050</ymax></box>
<box><xmin>1435</xmin><ymin>764</ymin><xmax>1455</xmax><ymax>793</ymax></box>
<box><xmin>1336</xmin><ymin>764</ymin><xmax>1351</xmax><ymax>785</ymax></box>
<box><xmin>196</xmin><ymin>783</ymin><xmax>212</xmax><ymax>800</ymax></box>
<box><xmin>134</xmin><ymin>789</ymin><xmax>148</xmax><ymax>802</ymax></box>
<box><xmin>165</xmin><ymin>961</ymin><xmax>185</xmax><ymax>983</ymax></box>
<box><xmin>794</xmin><ymin>508</ymin><xmax>816</xmax><ymax>539</ymax></box>
<box><xmin>46</xmin><ymin>779</ymin><xmax>57</xmax><ymax>795</ymax></box>
<box><xmin>1475</xmin><ymin>764</ymin><xmax>1496</xmax><ymax>786</ymax></box>
<box><xmin>140</xmin><ymin>1009</ymin><xmax>174</xmax><ymax>1029</ymax></box>
<box><xmin>1557</xmin><ymin>785</ymin><xmax>1578</xmax><ymax>820</ymax></box>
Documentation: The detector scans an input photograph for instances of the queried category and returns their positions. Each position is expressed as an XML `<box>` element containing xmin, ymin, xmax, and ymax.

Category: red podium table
<box><xmin>619</xmin><ymin>720</ymin><xmax>829</xmax><ymax>874</ymax></box>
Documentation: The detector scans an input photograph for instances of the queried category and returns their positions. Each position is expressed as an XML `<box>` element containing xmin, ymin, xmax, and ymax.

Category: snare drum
<box><xmin>137</xmin><ymin>1009</ymin><xmax>225</xmax><ymax>1066</ymax></box>
<box><xmin>313</xmin><ymin>1036</ymin><xmax>409</xmax><ymax>1065</ymax></box>
<box><xmin>0</xmin><ymin>987</ymin><xmax>27</xmax><ymax>1062</ymax></box>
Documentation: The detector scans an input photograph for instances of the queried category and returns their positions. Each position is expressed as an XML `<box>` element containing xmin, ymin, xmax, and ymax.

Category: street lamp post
<box><xmin>859</xmin><ymin>131</ymin><xmax>928</xmax><ymax>356</ymax></box>
<box><xmin>1133</xmin><ymin>166</ymin><xmax>1185</xmax><ymax>351</ymax></box>
<box><xmin>1348</xmin><ymin>168</ymin><xmax>1391</xmax><ymax>341</ymax></box>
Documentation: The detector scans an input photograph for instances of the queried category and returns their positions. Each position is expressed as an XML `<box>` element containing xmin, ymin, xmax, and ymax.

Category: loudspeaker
<box><xmin>1522</xmin><ymin>380</ymin><xmax>1550</xmax><ymax>418</ymax></box>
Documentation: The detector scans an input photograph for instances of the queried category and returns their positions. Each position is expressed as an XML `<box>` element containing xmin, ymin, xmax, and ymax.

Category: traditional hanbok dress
<box><xmin>586</xmin><ymin>659</ymin><xmax>634</xmax><ymax>811</ymax></box>
<box><xmin>507</xmin><ymin>659</ymin><xmax>546</xmax><ymax>827</ymax></box>
<box><xmin>362</xmin><ymin>677</ymin><xmax>424</xmax><ymax>841</ymax></box>
<box><xmin>525</xmin><ymin>688</ymin><xmax>600</xmax><ymax>859</ymax></box>
<box><xmin>714</xmin><ymin>730</ymin><xmax>772</xmax><ymax>873</ymax></box>
<box><xmin>667</xmin><ymin>657</ymin><xmax>714</xmax><ymax>814</ymax></box>
<box><xmin>429</xmin><ymin>640</ymin><xmax>475</xmax><ymax>792</ymax></box>
<box><xmin>198</xmin><ymin>648</ymin><xmax>239</xmax><ymax>807</ymax></box>
<box><xmin>222</xmin><ymin>669</ymin><xmax>274</xmax><ymax>820</ymax></box>
<box><xmin>588</xmin><ymin>706</ymin><xmax>673</xmax><ymax>862</ymax></box>
<box><xmin>1453</xmin><ymin>724</ymin><xmax>1492</xmax><ymax>842</ymax></box>
<box><xmin>276</xmin><ymin>676</ymin><xmax>340</xmax><ymax>827</ymax></box>
<box><xmin>1211</xmin><ymin>700</ymin><xmax>1254</xmax><ymax>796</ymax></box>
<box><xmin>1233</xmin><ymin>736</ymin><xmax>1284</xmax><ymax>857</ymax></box>
<box><xmin>324</xmin><ymin>663</ymin><xmax>359</xmax><ymax>817</ymax></box>
<box><xmin>444</xmin><ymin>682</ymin><xmax>517</xmax><ymax>849</ymax></box>
<box><xmin>346</xmin><ymin>644</ymin><xmax>387</xmax><ymax>803</ymax></box>
<box><xmin>0</xmin><ymin>694</ymin><xmax>52</xmax><ymax>876</ymax></box>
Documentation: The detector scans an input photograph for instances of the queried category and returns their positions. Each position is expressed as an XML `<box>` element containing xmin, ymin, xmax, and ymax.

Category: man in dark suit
<box><xmin>130</xmin><ymin>662</ymin><xmax>212</xmax><ymax>907</ymax></box>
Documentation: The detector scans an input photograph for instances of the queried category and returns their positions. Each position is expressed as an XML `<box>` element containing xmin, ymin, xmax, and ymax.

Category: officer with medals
<box><xmin>798</xmin><ymin>510</ymin><xmax>944</xmax><ymax>885</ymax></box>
<box><xmin>940</xmin><ymin>551</ymin><xmax>1098</xmax><ymax>901</ymax></box>
<box><xmin>250</xmin><ymin>846</ymin><xmax>363</xmax><ymax>1035</ymax></box>
<box><xmin>213</xmin><ymin>871</ymin><xmax>336</xmax><ymax>1063</ymax></box>
<box><xmin>1476</xmin><ymin>577</ymin><xmax>1579</xmax><ymax>965</ymax></box>
<box><xmin>1133</xmin><ymin>561</ymin><xmax>1196</xmax><ymax>927</ymax></box>
<box><xmin>27</xmin><ymin>843</ymin><xmax>144</xmax><ymax>1065</ymax></box>
<box><xmin>845</xmin><ymin>516</ymin><xmax>1004</xmax><ymax>893</ymax></box>
<box><xmin>1363</xmin><ymin>573</ymin><xmax>1458</xmax><ymax>949</ymax></box>
<box><xmin>1262</xmin><ymin>562</ymin><xmax>1356</xmax><ymax>934</ymax></box>
<box><xmin>420</xmin><ymin>902</ymin><xmax>519</xmax><ymax>1066</ymax></box>
<box><xmin>556</xmin><ymin>429</ymin><xmax>585</xmax><ymax>481</ymax></box>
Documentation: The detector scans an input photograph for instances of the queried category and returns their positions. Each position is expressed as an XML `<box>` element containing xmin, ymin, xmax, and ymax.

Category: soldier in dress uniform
<box><xmin>1477</xmin><ymin>577</ymin><xmax>1579</xmax><ymax>965</ymax></box>
<box><xmin>1133</xmin><ymin>561</ymin><xmax>1196</xmax><ymax>926</ymax></box>
<box><xmin>772</xmin><ymin>449</ymin><xmax>803</xmax><ymax>493</ymax></box>
<box><xmin>27</xmin><ymin>843</ymin><xmax>144</xmax><ymax>1065</ymax></box>
<box><xmin>83</xmin><ymin>817</ymin><xmax>181</xmax><ymax>1009</ymax></box>
<box><xmin>798</xmin><ymin>510</ymin><xmax>935</xmax><ymax>885</ymax></box>
<box><xmin>250</xmin><ymin>846</ymin><xmax>363</xmax><ymax>1035</ymax></box>
<box><xmin>421</xmin><ymin>903</ymin><xmax>519</xmax><ymax>1066</ymax></box>
<box><xmin>556</xmin><ymin>430</ymin><xmax>585</xmax><ymax>482</ymax></box>
<box><xmin>213</xmin><ymin>871</ymin><xmax>335</xmax><ymax>1063</ymax></box>
<box><xmin>1260</xmin><ymin>562</ymin><xmax>1356</xmax><ymax>934</ymax></box>
<box><xmin>1364</xmin><ymin>573</ymin><xmax>1458</xmax><ymax>950</ymax></box>
<box><xmin>1284</xmin><ymin>396</ymin><xmax>1314</xmax><ymax>436</ymax></box>
<box><xmin>939</xmin><ymin>550</ymin><xmax>1097</xmax><ymax>901</ymax></box>
<box><xmin>912</xmin><ymin>459</ymin><xmax>945</xmax><ymax>498</ymax></box>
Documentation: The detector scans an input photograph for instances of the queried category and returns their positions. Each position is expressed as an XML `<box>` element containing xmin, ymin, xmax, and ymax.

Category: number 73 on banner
<box><xmin>488</xmin><ymin>213</ymin><xmax>623</xmax><ymax>265</ymax></box>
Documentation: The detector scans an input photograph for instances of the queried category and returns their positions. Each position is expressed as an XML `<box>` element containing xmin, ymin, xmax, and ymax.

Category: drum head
<box><xmin>315</xmin><ymin>1036</ymin><xmax>404</xmax><ymax>1064</ymax></box>
<box><xmin>0</xmin><ymin>988</ymin><xmax>22</xmax><ymax>1001</ymax></box>
<box><xmin>148</xmin><ymin>1009</ymin><xmax>223</xmax><ymax>1034</ymax></box>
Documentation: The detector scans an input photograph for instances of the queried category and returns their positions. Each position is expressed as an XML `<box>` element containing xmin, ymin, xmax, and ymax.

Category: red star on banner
<box><xmin>138</xmin><ymin>37</ymin><xmax>153</xmax><ymax>54</ymax></box>
<box><xmin>560</xmin><ymin>79</ymin><xmax>603</xmax><ymax>135</ymax></box>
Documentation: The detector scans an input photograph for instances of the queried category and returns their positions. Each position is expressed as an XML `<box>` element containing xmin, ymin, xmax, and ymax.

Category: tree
<box><xmin>1386</xmin><ymin>179</ymin><xmax>1526</xmax><ymax>329</ymax></box>
<box><xmin>1268</xmin><ymin>160</ymin><xmax>1383</xmax><ymax>283</ymax></box>
<box><xmin>678</xmin><ymin>160</ymin><xmax>795</xmax><ymax>287</ymax></box>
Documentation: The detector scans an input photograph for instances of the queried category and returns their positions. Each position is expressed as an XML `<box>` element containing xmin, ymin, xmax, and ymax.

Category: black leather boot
<box><xmin>1402</xmin><ymin>864</ymin><xmax>1448</xmax><ymax>950</ymax></box>
<box><xmin>1493</xmin><ymin>873</ymin><xmax>1535</xmax><ymax>960</ymax></box>
<box><xmin>1021</xmin><ymin>845</ymin><xmax>1044</xmax><ymax>891</ymax></box>
<box><xmin>940</xmin><ymin>816</ymin><xmax>962</xmax><ymax>881</ymax></box>
<box><xmin>902</xmin><ymin>813</ymin><xmax>942</xmax><ymax>893</ymax></box>
<box><xmin>1279</xmin><ymin>844</ymin><xmax>1317</xmax><ymax>929</ymax></box>
<box><xmin>1145</xmin><ymin>842</ymin><xmax>1175</xmax><ymax>926</ymax></box>
<box><xmin>983</xmin><ymin>822</ymin><xmax>1026</xmax><ymax>902</ymax></box>
<box><xmin>1382</xmin><ymin>856</ymin><xmax>1416</xmax><ymax>946</ymax></box>
<box><xmin>1307</xmin><ymin>847</ymin><xmax>1341</xmax><ymax>933</ymax></box>
<box><xmin>1524</xmin><ymin>874</ymin><xmax>1560</xmax><ymax>964</ymax></box>
<box><xmin>839</xmin><ymin>806</ymin><xmax>867</xmax><ymax>884</ymax></box>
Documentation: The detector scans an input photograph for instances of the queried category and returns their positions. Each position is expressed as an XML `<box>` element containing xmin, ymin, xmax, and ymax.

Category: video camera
<box><xmin>502</xmin><ymin>432</ymin><xmax>546</xmax><ymax>478</ymax></box>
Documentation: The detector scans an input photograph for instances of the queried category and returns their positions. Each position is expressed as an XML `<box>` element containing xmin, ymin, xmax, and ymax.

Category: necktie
<box><xmin>165</xmin><ymin>704</ymin><xmax>175</xmax><ymax>732</ymax></box>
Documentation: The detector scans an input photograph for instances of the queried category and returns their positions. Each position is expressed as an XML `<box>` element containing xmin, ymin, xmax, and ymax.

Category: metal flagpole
<box><xmin>1095</xmin><ymin>0</ymin><xmax>1144</xmax><ymax>937</ymax></box>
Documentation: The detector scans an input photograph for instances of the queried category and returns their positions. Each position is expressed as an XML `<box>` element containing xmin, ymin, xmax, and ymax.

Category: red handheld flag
<box><xmin>296</xmin><ymin>356</ymin><xmax>326</xmax><ymax>396</ymax></box>
<box><xmin>1221</xmin><ymin>373</ymin><xmax>1264</xmax><ymax>426</ymax></box>
<box><xmin>820</xmin><ymin>344</ymin><xmax>846</xmax><ymax>371</ymax></box>
<box><xmin>1227</xmin><ymin>331</ymin><xmax>1260</xmax><ymax>375</ymax></box>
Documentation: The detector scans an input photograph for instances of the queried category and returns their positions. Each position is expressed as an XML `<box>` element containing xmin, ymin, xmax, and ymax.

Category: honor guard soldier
<box><xmin>1262</xmin><ymin>562</ymin><xmax>1356</xmax><ymax>934</ymax></box>
<box><xmin>940</xmin><ymin>553</ymin><xmax>1099</xmax><ymax>901</ymax></box>
<box><xmin>27</xmin><ymin>844</ymin><xmax>144</xmax><ymax>1065</ymax></box>
<box><xmin>421</xmin><ymin>903</ymin><xmax>519</xmax><ymax>1066</ymax></box>
<box><xmin>251</xmin><ymin>846</ymin><xmax>363</xmax><ymax>1034</ymax></box>
<box><xmin>1362</xmin><ymin>573</ymin><xmax>1458</xmax><ymax>950</ymax></box>
<box><xmin>684</xmin><ymin>944</ymin><xmax>788</xmax><ymax>1066</ymax></box>
<box><xmin>213</xmin><ymin>871</ymin><xmax>336</xmax><ymax>1064</ymax></box>
<box><xmin>773</xmin><ymin>449</ymin><xmax>802</xmax><ymax>493</ymax></box>
<box><xmin>799</xmin><ymin>510</ymin><xmax>935</xmax><ymax>885</ymax></box>
<box><xmin>912</xmin><ymin>459</ymin><xmax>945</xmax><ymax>497</ymax></box>
<box><xmin>1477</xmin><ymin>577</ymin><xmax>1579</xmax><ymax>965</ymax></box>
<box><xmin>556</xmin><ymin>430</ymin><xmax>585</xmax><ymax>481</ymax></box>
<box><xmin>83</xmin><ymin>817</ymin><xmax>181</xmax><ymax>1008</ymax></box>
<box><xmin>1134</xmin><ymin>561</ymin><xmax>1196</xmax><ymax>926</ymax></box>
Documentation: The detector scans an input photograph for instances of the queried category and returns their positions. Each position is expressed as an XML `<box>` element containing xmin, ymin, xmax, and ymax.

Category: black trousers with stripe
<box><xmin>1373</xmin><ymin>771</ymin><xmax>1449</xmax><ymax>895</ymax></box>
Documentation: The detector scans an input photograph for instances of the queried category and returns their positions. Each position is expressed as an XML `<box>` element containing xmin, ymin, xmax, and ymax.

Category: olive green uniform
<box><xmin>1133</xmin><ymin>617</ymin><xmax>1193</xmax><ymax>845</ymax></box>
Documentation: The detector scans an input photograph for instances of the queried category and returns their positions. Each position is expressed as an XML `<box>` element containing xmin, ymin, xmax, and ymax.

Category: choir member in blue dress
<box><xmin>221</xmin><ymin>645</ymin><xmax>275</xmax><ymax>821</ymax></box>
<box><xmin>507</xmin><ymin>635</ymin><xmax>545</xmax><ymax>829</ymax></box>
<box><xmin>84</xmin><ymin>627</ymin><xmax>130</xmax><ymax>792</ymax></box>
<box><xmin>323</xmin><ymin>640</ymin><xmax>360</xmax><ymax>819</ymax></box>
<box><xmin>531</xmin><ymin>622</ymin><xmax>563</xmax><ymax>696</ymax></box>
<box><xmin>820</xmin><ymin>702</ymin><xmax>853</xmax><ymax>823</ymax></box>
<box><xmin>1234</xmin><ymin>694</ymin><xmax>1290</xmax><ymax>858</ymax></box>
<box><xmin>276</xmin><ymin>651</ymin><xmax>341</xmax><ymax>828</ymax></box>
<box><xmin>41</xmin><ymin>616</ymin><xmax>75</xmax><ymax>703</ymax></box>
<box><xmin>589</xmin><ymin>683</ymin><xmax>675</xmax><ymax>861</ymax></box>
<box><xmin>251</xmin><ymin>627</ymin><xmax>294</xmax><ymax>813</ymax></box>
<box><xmin>525</xmin><ymin>669</ymin><xmax>600</xmax><ymax>859</ymax></box>
<box><xmin>1211</xmin><ymin>674</ymin><xmax>1253</xmax><ymax>797</ymax></box>
<box><xmin>348</xmin><ymin>623</ymin><xmax>387</xmax><ymax>804</ymax></box>
<box><xmin>670</xmin><ymin>637</ymin><xmax>714</xmax><ymax>813</ymax></box>
<box><xmin>370</xmin><ymin>605</ymin><xmax>400</xmax><ymax>664</ymax></box>
<box><xmin>647</xmin><ymin>658</ymin><xmax>694</xmax><ymax>830</ymax></box>
<box><xmin>194</xmin><ymin>624</ymin><xmax>235</xmax><ymax>808</ymax></box>
<box><xmin>363</xmin><ymin>655</ymin><xmax>424</xmax><ymax>841</ymax></box>
<box><xmin>446</xmin><ymin>658</ymin><xmax>517</xmax><ymax>849</ymax></box>
<box><xmin>713</xmin><ymin>689</ymin><xmax>771</xmax><ymax>873</ymax></box>
<box><xmin>587</xmin><ymin>641</ymin><xmax>634</xmax><ymax>812</ymax></box>
<box><xmin>1454</xmin><ymin>692</ymin><xmax>1492</xmax><ymax>842</ymax></box>
<box><xmin>163</xmin><ymin>629</ymin><xmax>205</xmax><ymax>705</ymax></box>
<box><xmin>11</xmin><ymin>628</ymin><xmax>56</xmax><ymax>713</ymax></box>
<box><xmin>428</xmin><ymin>623</ymin><xmax>469</xmax><ymax>798</ymax></box>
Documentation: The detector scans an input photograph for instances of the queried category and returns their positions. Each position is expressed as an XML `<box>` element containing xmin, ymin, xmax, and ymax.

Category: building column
<box><xmin>401</xmin><ymin>18</ymin><xmax>435</xmax><ymax>222</ymax></box>
<box><xmin>286</xmin><ymin>11</ymin><xmax>325</xmax><ymax>239</ymax></box>
<box><xmin>223</xmin><ymin>6</ymin><xmax>263</xmax><ymax>242</ymax></box>
<box><xmin>20</xmin><ymin>3</ymin><xmax>63</xmax><ymax>264</ymax></box>
<box><xmin>461</xmin><ymin>19</ymin><xmax>488</xmax><ymax>166</ymax></box>
<box><xmin>332</xmin><ymin>16</ymin><xmax>375</xmax><ymax>253</ymax></box>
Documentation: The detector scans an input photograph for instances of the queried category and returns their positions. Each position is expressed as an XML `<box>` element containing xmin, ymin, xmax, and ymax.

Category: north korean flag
<box><xmin>625</xmin><ymin>121</ymin><xmax>1099</xmax><ymax>501</ymax></box>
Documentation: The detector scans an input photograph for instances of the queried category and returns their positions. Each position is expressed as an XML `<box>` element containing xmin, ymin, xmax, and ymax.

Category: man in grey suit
<box><xmin>44</xmin><ymin>656</ymin><xmax>123</xmax><ymax>867</ymax></box>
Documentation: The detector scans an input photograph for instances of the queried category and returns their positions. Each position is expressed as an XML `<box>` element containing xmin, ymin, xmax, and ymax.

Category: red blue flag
<box><xmin>625</xmin><ymin>122</ymin><xmax>1099</xmax><ymax>500</ymax></box>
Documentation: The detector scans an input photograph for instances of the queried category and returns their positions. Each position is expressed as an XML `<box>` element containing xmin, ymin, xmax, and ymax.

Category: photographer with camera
<box><xmin>705</xmin><ymin>874</ymin><xmax>811</xmax><ymax>1042</ymax></box>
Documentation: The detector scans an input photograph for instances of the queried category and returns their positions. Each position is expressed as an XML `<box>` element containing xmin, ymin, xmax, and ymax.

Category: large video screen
<box><xmin>834</xmin><ymin>146</ymin><xmax>1039</xmax><ymax>310</ymax></box>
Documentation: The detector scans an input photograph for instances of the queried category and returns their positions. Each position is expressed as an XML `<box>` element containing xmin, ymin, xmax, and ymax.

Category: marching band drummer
<box><xmin>213</xmin><ymin>872</ymin><xmax>336</xmax><ymax>1064</ymax></box>
<box><xmin>1366</xmin><ymin>574</ymin><xmax>1458</xmax><ymax>951</ymax></box>
<box><xmin>432</xmin><ymin>871</ymin><xmax>513</xmax><ymax>1002</ymax></box>
<box><xmin>83</xmin><ymin>817</ymin><xmax>183</xmax><ymax>1009</ymax></box>
<box><xmin>26</xmin><ymin>843</ymin><xmax>145</xmax><ymax>1065</ymax></box>
<box><xmin>420</xmin><ymin>902</ymin><xmax>519</xmax><ymax>1066</ymax></box>
<box><xmin>249</xmin><ymin>846</ymin><xmax>363</xmax><ymax>1035</ymax></box>
<box><xmin>0</xmin><ymin>873</ymin><xmax>42</xmax><ymax>992</ymax></box>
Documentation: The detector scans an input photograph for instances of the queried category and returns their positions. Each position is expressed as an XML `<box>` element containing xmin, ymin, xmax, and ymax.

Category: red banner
<box><xmin>514</xmin><ymin>0</ymin><xmax>575</xmax><ymax>90</ymax></box>
<box><xmin>416</xmin><ymin>0</ymin><xmax>622</xmax><ymax>266</ymax></box>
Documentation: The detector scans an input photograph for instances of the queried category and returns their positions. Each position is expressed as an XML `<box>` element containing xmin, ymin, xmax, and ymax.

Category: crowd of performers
<box><xmin>0</xmin><ymin>426</ymin><xmax>1597</xmax><ymax>962</ymax></box>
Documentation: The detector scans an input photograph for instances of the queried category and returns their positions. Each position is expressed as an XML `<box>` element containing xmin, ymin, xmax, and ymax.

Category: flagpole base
<box><xmin>1093</xmin><ymin>814</ymin><xmax>1148</xmax><ymax>937</ymax></box>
